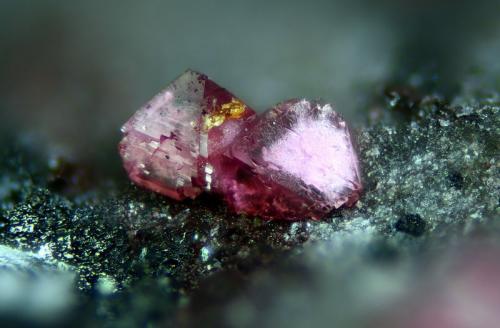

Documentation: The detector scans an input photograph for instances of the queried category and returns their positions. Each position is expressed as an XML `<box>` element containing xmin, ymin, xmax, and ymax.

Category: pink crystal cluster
<box><xmin>119</xmin><ymin>70</ymin><xmax>362</xmax><ymax>220</ymax></box>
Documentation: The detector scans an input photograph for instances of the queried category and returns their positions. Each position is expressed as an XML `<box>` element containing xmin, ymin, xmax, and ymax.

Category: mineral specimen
<box><xmin>119</xmin><ymin>71</ymin><xmax>362</xmax><ymax>220</ymax></box>
<box><xmin>118</xmin><ymin>70</ymin><xmax>256</xmax><ymax>200</ymax></box>
<box><xmin>214</xmin><ymin>99</ymin><xmax>362</xmax><ymax>220</ymax></box>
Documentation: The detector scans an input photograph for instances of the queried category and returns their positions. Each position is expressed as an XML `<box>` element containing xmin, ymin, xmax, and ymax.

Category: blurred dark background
<box><xmin>0</xmin><ymin>0</ymin><xmax>499</xmax><ymax>169</ymax></box>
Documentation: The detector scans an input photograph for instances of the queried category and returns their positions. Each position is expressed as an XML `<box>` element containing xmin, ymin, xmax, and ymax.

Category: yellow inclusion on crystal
<box><xmin>203</xmin><ymin>98</ymin><xmax>246</xmax><ymax>130</ymax></box>
<box><xmin>204</xmin><ymin>115</ymin><xmax>225</xmax><ymax>129</ymax></box>
<box><xmin>221</xmin><ymin>98</ymin><xmax>246</xmax><ymax>117</ymax></box>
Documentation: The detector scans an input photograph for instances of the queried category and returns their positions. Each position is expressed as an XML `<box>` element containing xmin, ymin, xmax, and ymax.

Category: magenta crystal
<box><xmin>213</xmin><ymin>99</ymin><xmax>362</xmax><ymax>220</ymax></box>
<box><xmin>119</xmin><ymin>71</ymin><xmax>362</xmax><ymax>220</ymax></box>
<box><xmin>119</xmin><ymin>70</ymin><xmax>255</xmax><ymax>200</ymax></box>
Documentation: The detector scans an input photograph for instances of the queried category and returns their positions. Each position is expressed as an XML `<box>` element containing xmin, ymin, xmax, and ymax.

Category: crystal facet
<box><xmin>119</xmin><ymin>70</ymin><xmax>255</xmax><ymax>200</ymax></box>
<box><xmin>213</xmin><ymin>99</ymin><xmax>362</xmax><ymax>220</ymax></box>
<box><xmin>119</xmin><ymin>71</ymin><xmax>362</xmax><ymax>220</ymax></box>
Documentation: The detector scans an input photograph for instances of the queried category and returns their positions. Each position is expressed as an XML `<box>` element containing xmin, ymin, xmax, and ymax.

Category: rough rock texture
<box><xmin>0</xmin><ymin>75</ymin><xmax>498</xmax><ymax>326</ymax></box>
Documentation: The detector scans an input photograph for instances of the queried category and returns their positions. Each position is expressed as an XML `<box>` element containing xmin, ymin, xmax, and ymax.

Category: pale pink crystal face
<box><xmin>119</xmin><ymin>70</ymin><xmax>255</xmax><ymax>200</ymax></box>
<box><xmin>214</xmin><ymin>99</ymin><xmax>362</xmax><ymax>220</ymax></box>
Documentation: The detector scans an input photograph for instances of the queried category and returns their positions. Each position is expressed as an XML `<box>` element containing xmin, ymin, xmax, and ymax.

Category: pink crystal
<box><xmin>213</xmin><ymin>99</ymin><xmax>362</xmax><ymax>220</ymax></box>
<box><xmin>119</xmin><ymin>71</ymin><xmax>362</xmax><ymax>220</ymax></box>
<box><xmin>119</xmin><ymin>70</ymin><xmax>255</xmax><ymax>200</ymax></box>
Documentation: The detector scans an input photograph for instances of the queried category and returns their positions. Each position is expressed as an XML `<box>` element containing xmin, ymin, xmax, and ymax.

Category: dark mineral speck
<box><xmin>448</xmin><ymin>171</ymin><xmax>465</xmax><ymax>189</ymax></box>
<box><xmin>384</xmin><ymin>84</ymin><xmax>422</xmax><ymax>115</ymax></box>
<box><xmin>395</xmin><ymin>214</ymin><xmax>427</xmax><ymax>237</ymax></box>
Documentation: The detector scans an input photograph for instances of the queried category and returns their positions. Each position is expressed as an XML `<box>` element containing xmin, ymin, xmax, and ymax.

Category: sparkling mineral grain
<box><xmin>119</xmin><ymin>70</ymin><xmax>255</xmax><ymax>200</ymax></box>
<box><xmin>214</xmin><ymin>99</ymin><xmax>362</xmax><ymax>220</ymax></box>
